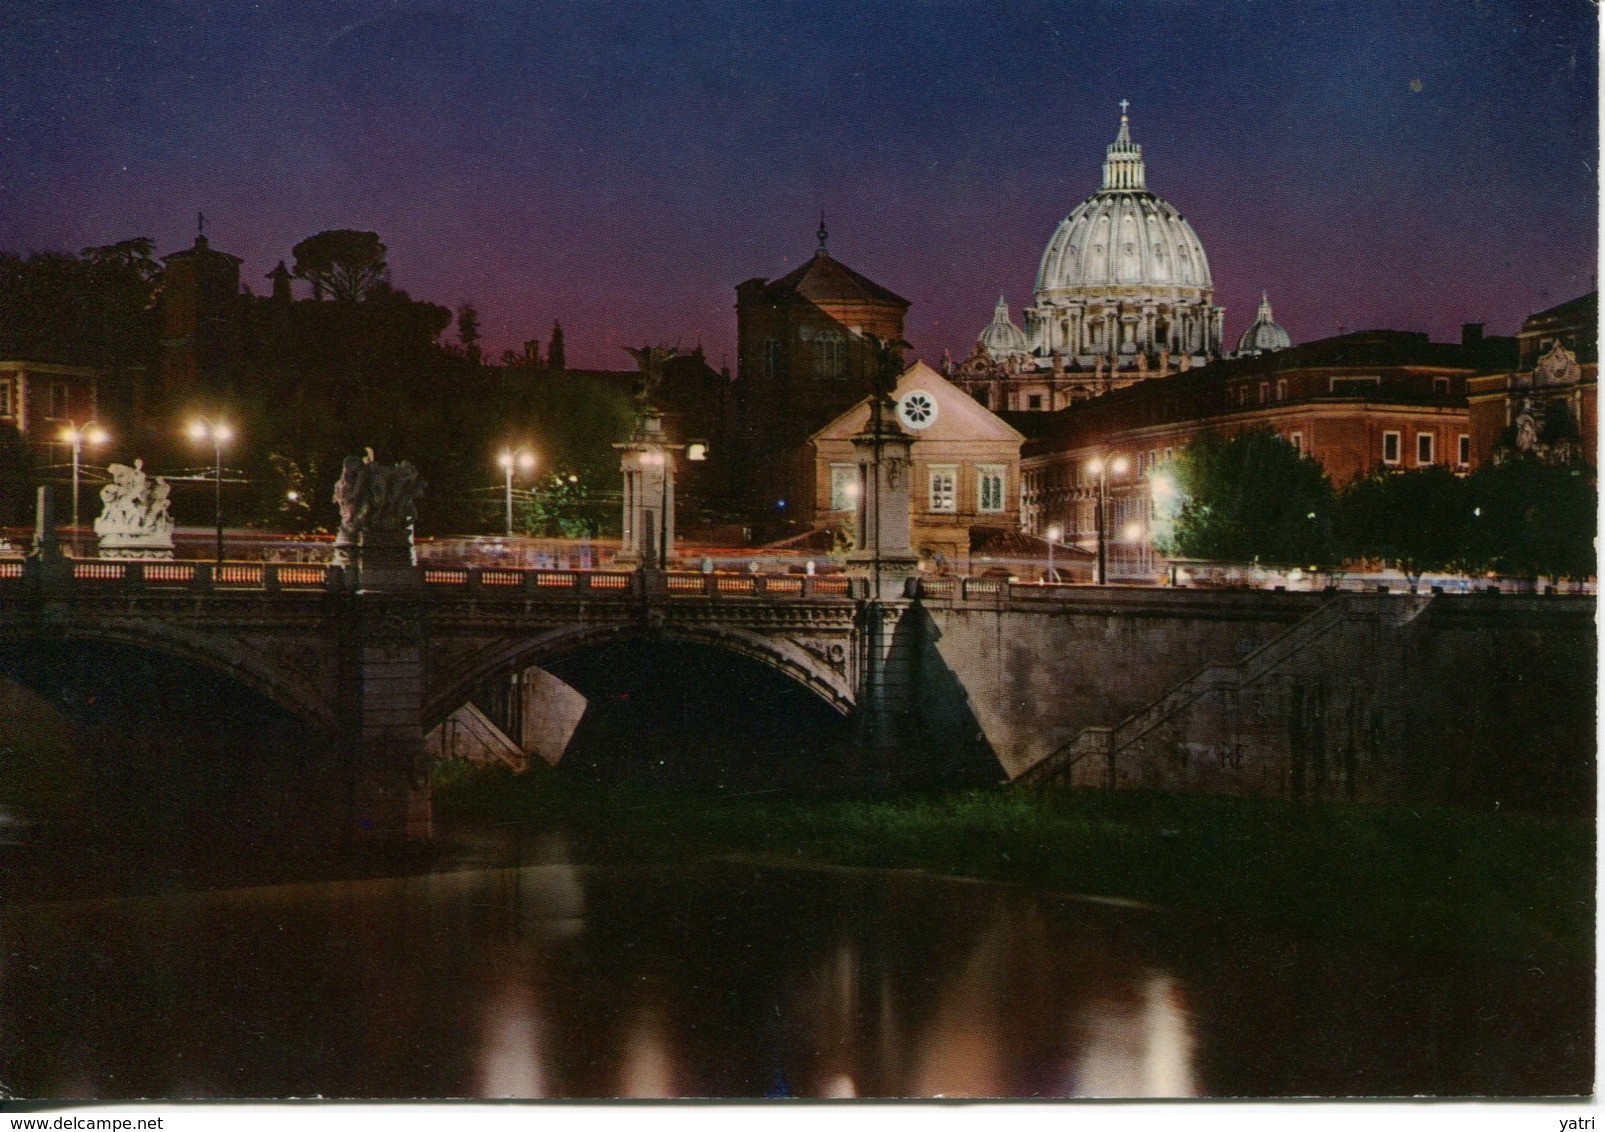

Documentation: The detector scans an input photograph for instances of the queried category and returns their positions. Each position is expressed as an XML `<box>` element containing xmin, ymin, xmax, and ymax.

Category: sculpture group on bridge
<box><xmin>94</xmin><ymin>459</ymin><xmax>175</xmax><ymax>557</ymax></box>
<box><xmin>331</xmin><ymin>448</ymin><xmax>427</xmax><ymax>571</ymax></box>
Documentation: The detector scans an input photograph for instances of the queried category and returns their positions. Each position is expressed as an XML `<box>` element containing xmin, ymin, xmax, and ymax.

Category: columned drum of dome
<box><xmin>1024</xmin><ymin>105</ymin><xmax>1223</xmax><ymax>367</ymax></box>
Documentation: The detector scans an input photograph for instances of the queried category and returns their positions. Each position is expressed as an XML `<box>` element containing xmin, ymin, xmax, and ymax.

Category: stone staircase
<box><xmin>1015</xmin><ymin>593</ymin><xmax>1430</xmax><ymax>788</ymax></box>
<box><xmin>424</xmin><ymin>702</ymin><xmax>530</xmax><ymax>772</ymax></box>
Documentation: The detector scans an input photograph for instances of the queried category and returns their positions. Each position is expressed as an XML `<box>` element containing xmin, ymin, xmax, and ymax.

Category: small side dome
<box><xmin>978</xmin><ymin>294</ymin><xmax>1029</xmax><ymax>357</ymax></box>
<box><xmin>1237</xmin><ymin>292</ymin><xmax>1292</xmax><ymax>355</ymax></box>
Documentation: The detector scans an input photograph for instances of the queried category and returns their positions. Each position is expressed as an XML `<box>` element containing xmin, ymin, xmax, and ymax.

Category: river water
<box><xmin>0</xmin><ymin>825</ymin><xmax>1590</xmax><ymax>1099</ymax></box>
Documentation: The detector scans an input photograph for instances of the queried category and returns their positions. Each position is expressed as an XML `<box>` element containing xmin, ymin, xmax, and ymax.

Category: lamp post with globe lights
<box><xmin>498</xmin><ymin>447</ymin><xmax>537</xmax><ymax>537</ymax></box>
<box><xmin>59</xmin><ymin>420</ymin><xmax>108</xmax><ymax>553</ymax></box>
<box><xmin>187</xmin><ymin>417</ymin><xmax>233</xmax><ymax>564</ymax></box>
<box><xmin>1045</xmin><ymin>523</ymin><xmax>1063</xmax><ymax>583</ymax></box>
<box><xmin>1086</xmin><ymin>453</ymin><xmax>1129</xmax><ymax>585</ymax></box>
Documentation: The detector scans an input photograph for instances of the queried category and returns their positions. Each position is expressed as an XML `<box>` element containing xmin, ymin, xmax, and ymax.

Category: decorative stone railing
<box><xmin>0</xmin><ymin>560</ymin><xmax>859</xmax><ymax>600</ymax></box>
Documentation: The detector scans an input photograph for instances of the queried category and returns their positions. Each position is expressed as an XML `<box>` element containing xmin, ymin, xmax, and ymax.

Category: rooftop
<box><xmin>743</xmin><ymin>250</ymin><xmax>910</xmax><ymax>309</ymax></box>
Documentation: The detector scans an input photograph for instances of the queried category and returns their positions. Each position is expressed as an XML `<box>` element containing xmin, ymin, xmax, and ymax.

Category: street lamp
<box><xmin>1086</xmin><ymin>453</ymin><xmax>1129</xmax><ymax>585</ymax></box>
<box><xmin>1045</xmin><ymin>523</ymin><xmax>1063</xmax><ymax>583</ymax></box>
<box><xmin>59</xmin><ymin>420</ymin><xmax>108</xmax><ymax>553</ymax></box>
<box><xmin>497</xmin><ymin>447</ymin><xmax>537</xmax><ymax>537</ymax></box>
<box><xmin>187</xmin><ymin>417</ymin><xmax>233</xmax><ymax>564</ymax></box>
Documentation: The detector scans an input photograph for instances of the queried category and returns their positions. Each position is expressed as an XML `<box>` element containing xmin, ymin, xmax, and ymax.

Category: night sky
<box><xmin>2</xmin><ymin>1</ymin><xmax>1596</xmax><ymax>369</ymax></box>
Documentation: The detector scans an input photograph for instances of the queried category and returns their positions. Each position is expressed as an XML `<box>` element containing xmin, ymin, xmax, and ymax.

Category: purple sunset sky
<box><xmin>1</xmin><ymin>1</ymin><xmax>1597</xmax><ymax>369</ymax></box>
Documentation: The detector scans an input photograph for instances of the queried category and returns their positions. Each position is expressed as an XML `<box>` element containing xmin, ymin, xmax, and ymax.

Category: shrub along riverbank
<box><xmin>433</xmin><ymin>763</ymin><xmax>1594</xmax><ymax>966</ymax></box>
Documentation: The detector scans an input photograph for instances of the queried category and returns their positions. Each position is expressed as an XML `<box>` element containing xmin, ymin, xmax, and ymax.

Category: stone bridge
<box><xmin>0</xmin><ymin>558</ymin><xmax>1592</xmax><ymax>841</ymax></box>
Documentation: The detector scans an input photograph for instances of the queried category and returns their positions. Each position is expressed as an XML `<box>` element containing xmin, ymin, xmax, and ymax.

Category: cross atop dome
<box><xmin>1119</xmin><ymin>99</ymin><xmax>1129</xmax><ymax>115</ymax></box>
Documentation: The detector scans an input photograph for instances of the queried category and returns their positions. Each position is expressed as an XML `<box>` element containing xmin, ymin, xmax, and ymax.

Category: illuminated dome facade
<box><xmin>1236</xmin><ymin>292</ymin><xmax>1293</xmax><ymax>355</ymax></box>
<box><xmin>1023</xmin><ymin>105</ymin><xmax>1223</xmax><ymax>365</ymax></box>
<box><xmin>977</xmin><ymin>294</ymin><xmax>1029</xmax><ymax>360</ymax></box>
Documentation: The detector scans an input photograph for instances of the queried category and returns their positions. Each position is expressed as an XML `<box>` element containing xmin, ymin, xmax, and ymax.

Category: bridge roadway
<box><xmin>4</xmin><ymin>557</ymin><xmax>1588</xmax><ymax>840</ymax></box>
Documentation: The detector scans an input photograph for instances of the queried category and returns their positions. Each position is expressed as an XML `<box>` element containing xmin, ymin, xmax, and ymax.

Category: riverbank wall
<box><xmin>903</xmin><ymin>589</ymin><xmax>1595</xmax><ymax>815</ymax></box>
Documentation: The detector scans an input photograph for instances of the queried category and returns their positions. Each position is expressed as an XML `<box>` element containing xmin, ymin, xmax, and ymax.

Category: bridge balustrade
<box><xmin>274</xmin><ymin>565</ymin><xmax>331</xmax><ymax>588</ymax></box>
<box><xmin>72</xmin><ymin>561</ymin><xmax>128</xmax><ymax>581</ymax></box>
<box><xmin>529</xmin><ymin>571</ymin><xmax>581</xmax><ymax>590</ymax></box>
<box><xmin>0</xmin><ymin>560</ymin><xmax>861</xmax><ymax>601</ymax></box>
<box><xmin>1008</xmin><ymin>582</ymin><xmax>1081</xmax><ymax>601</ymax></box>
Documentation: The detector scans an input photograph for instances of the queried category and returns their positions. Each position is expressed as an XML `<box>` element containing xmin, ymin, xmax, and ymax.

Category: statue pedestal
<box><xmin>97</xmin><ymin>534</ymin><xmax>175</xmax><ymax>559</ymax></box>
<box><xmin>25</xmin><ymin>486</ymin><xmax>71</xmax><ymax>590</ymax></box>
<box><xmin>354</xmin><ymin>535</ymin><xmax>421</xmax><ymax>592</ymax></box>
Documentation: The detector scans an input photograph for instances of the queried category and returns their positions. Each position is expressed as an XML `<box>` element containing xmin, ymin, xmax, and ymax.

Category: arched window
<box><xmin>814</xmin><ymin>331</ymin><xmax>845</xmax><ymax>378</ymax></box>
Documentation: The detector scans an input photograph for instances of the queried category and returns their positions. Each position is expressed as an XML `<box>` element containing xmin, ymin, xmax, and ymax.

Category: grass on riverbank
<box><xmin>434</xmin><ymin>763</ymin><xmax>1594</xmax><ymax>965</ymax></box>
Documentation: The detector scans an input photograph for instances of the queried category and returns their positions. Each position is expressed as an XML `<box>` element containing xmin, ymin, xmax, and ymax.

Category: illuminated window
<box><xmin>977</xmin><ymin>465</ymin><xmax>1006</xmax><ymax>513</ymax></box>
<box><xmin>928</xmin><ymin>466</ymin><xmax>957</xmax><ymax>513</ymax></box>
<box><xmin>1416</xmin><ymin>433</ymin><xmax>1434</xmax><ymax>465</ymax></box>
<box><xmin>1382</xmin><ymin>431</ymin><xmax>1401</xmax><ymax>465</ymax></box>
<box><xmin>829</xmin><ymin>463</ymin><xmax>856</xmax><ymax>512</ymax></box>
<box><xmin>1458</xmin><ymin>434</ymin><xmax>1471</xmax><ymax>466</ymax></box>
<box><xmin>1276</xmin><ymin>379</ymin><xmax>1288</xmax><ymax>401</ymax></box>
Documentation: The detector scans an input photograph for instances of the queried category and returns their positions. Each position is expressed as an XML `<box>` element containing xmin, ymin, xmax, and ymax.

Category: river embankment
<box><xmin>434</xmin><ymin>762</ymin><xmax>1594</xmax><ymax>966</ymax></box>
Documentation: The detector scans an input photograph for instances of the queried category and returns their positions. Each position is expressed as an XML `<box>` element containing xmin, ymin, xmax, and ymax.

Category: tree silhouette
<box><xmin>291</xmin><ymin>230</ymin><xmax>388</xmax><ymax>302</ymax></box>
<box><xmin>547</xmin><ymin>321</ymin><xmax>566</xmax><ymax>370</ymax></box>
<box><xmin>457</xmin><ymin>303</ymin><xmax>482</xmax><ymax>365</ymax></box>
<box><xmin>1337</xmin><ymin>466</ymin><xmax>1473</xmax><ymax>584</ymax></box>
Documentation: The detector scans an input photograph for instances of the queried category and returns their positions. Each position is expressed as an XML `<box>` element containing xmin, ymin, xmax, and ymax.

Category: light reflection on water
<box><xmin>0</xmin><ymin>829</ymin><xmax>1588</xmax><ymax>1099</ymax></box>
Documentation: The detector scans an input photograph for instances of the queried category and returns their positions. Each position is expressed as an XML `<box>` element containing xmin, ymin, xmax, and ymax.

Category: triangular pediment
<box><xmin>811</xmin><ymin>360</ymin><xmax>1027</xmax><ymax>445</ymax></box>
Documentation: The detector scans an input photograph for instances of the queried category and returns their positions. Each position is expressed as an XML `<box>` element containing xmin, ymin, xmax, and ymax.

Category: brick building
<box><xmin>733</xmin><ymin>224</ymin><xmax>909</xmax><ymax>520</ymax></box>
<box><xmin>1019</xmin><ymin>327</ymin><xmax>1517</xmax><ymax>576</ymax></box>
<box><xmin>0</xmin><ymin>360</ymin><xmax>101</xmax><ymax>461</ymax></box>
<box><xmin>158</xmin><ymin>232</ymin><xmax>244</xmax><ymax>406</ymax></box>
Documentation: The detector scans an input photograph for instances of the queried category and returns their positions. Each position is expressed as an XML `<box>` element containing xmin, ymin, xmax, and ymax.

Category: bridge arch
<box><xmin>424</xmin><ymin>622</ymin><xmax>855</xmax><ymax>732</ymax></box>
<box><xmin>0</xmin><ymin>618</ymin><xmax>339</xmax><ymax>735</ymax></box>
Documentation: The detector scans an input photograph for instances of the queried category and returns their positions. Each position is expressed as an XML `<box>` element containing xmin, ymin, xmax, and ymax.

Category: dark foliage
<box><xmin>1336</xmin><ymin>466</ymin><xmax>1475</xmax><ymax>580</ymax></box>
<box><xmin>0</xmin><ymin>240</ymin><xmax>160</xmax><ymax>367</ymax></box>
<box><xmin>0</xmin><ymin>423</ymin><xmax>37</xmax><ymax>526</ymax></box>
<box><xmin>1166</xmin><ymin>430</ymin><xmax>1335</xmax><ymax>564</ymax></box>
<box><xmin>1465</xmin><ymin>457</ymin><xmax>1597</xmax><ymax>581</ymax></box>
